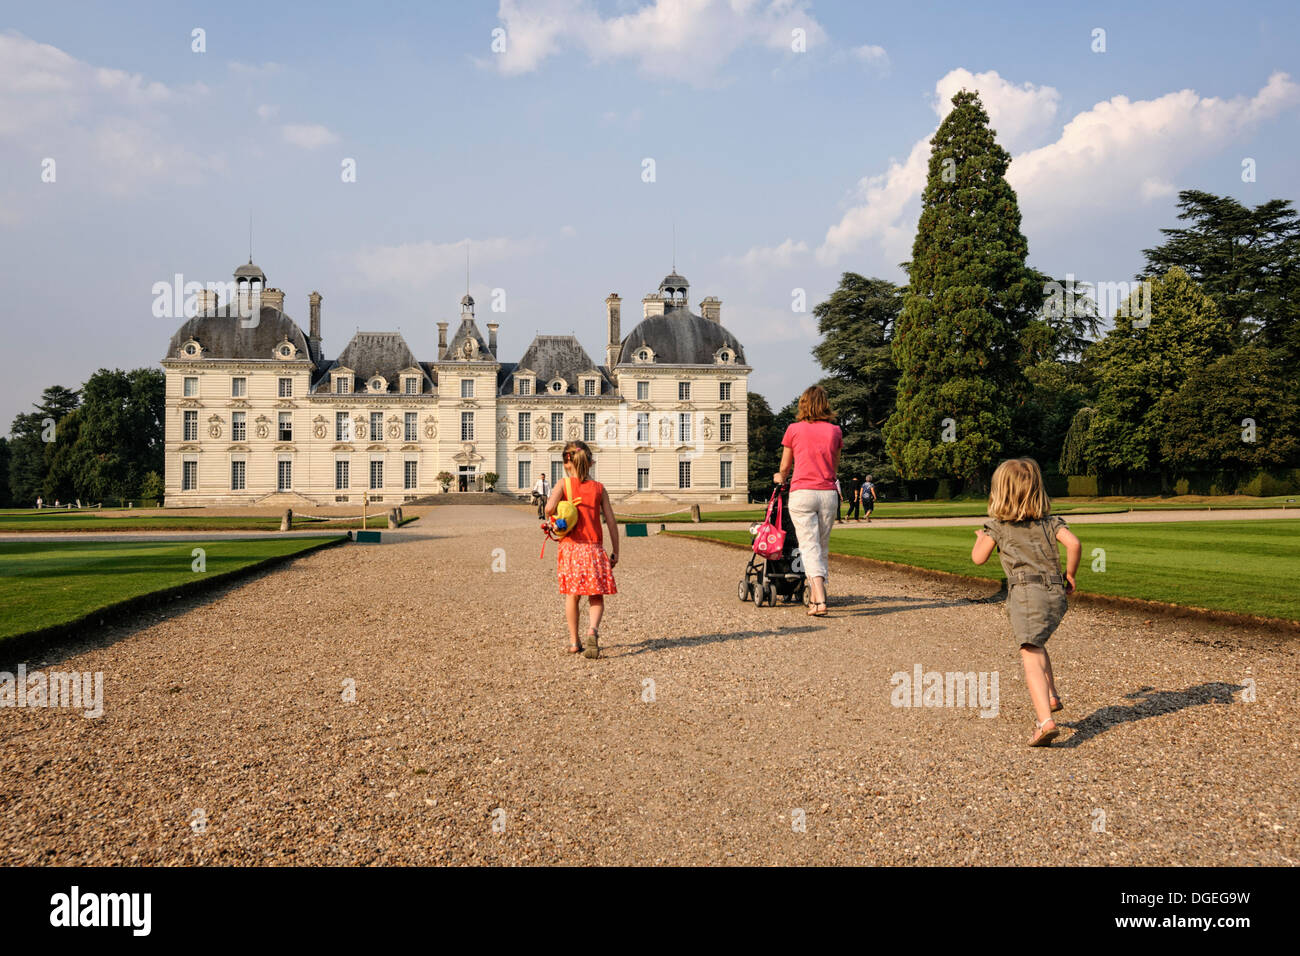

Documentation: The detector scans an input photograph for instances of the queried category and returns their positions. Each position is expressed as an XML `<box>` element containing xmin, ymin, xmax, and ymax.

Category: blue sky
<box><xmin>2</xmin><ymin>0</ymin><xmax>1297</xmax><ymax>433</ymax></box>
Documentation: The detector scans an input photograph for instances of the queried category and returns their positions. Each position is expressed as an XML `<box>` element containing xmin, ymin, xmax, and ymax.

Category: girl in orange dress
<box><xmin>544</xmin><ymin>440</ymin><xmax>619</xmax><ymax>659</ymax></box>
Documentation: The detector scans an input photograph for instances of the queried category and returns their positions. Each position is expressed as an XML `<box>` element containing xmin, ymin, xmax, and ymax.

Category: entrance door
<box><xmin>458</xmin><ymin>466</ymin><xmax>475</xmax><ymax>491</ymax></box>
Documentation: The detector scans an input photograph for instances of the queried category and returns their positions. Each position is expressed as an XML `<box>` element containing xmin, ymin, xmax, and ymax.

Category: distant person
<box><xmin>532</xmin><ymin>473</ymin><xmax>550</xmax><ymax>519</ymax></box>
<box><xmin>862</xmin><ymin>475</ymin><xmax>877</xmax><ymax>522</ymax></box>
<box><xmin>773</xmin><ymin>385</ymin><xmax>842</xmax><ymax>618</ymax></box>
<box><xmin>845</xmin><ymin>476</ymin><xmax>862</xmax><ymax>521</ymax></box>
<box><xmin>545</xmin><ymin>441</ymin><xmax>618</xmax><ymax>659</ymax></box>
<box><xmin>35</xmin><ymin>496</ymin><xmax>43</xmax><ymax>510</ymax></box>
<box><xmin>972</xmin><ymin>458</ymin><xmax>1081</xmax><ymax>748</ymax></box>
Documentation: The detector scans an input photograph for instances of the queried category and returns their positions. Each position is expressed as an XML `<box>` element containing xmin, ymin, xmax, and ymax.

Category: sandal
<box><xmin>1049</xmin><ymin>693</ymin><xmax>1063</xmax><ymax>713</ymax></box>
<box><xmin>1028</xmin><ymin>718</ymin><xmax>1059</xmax><ymax>747</ymax></box>
<box><xmin>568</xmin><ymin>638</ymin><xmax>583</xmax><ymax>654</ymax></box>
<box><xmin>582</xmin><ymin>628</ymin><xmax>600</xmax><ymax>660</ymax></box>
<box><xmin>807</xmin><ymin>602</ymin><xmax>828</xmax><ymax>617</ymax></box>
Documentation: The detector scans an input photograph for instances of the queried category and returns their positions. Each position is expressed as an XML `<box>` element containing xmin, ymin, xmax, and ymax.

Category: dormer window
<box><xmin>369</xmin><ymin>377</ymin><xmax>387</xmax><ymax>394</ymax></box>
<box><xmin>274</xmin><ymin>338</ymin><xmax>298</xmax><ymax>360</ymax></box>
<box><xmin>549</xmin><ymin>378</ymin><xmax>566</xmax><ymax>394</ymax></box>
<box><xmin>404</xmin><ymin>377</ymin><xmax>419</xmax><ymax>395</ymax></box>
<box><xmin>186</xmin><ymin>344</ymin><xmax>199</xmax><ymax>356</ymax></box>
<box><xmin>179</xmin><ymin>338</ymin><xmax>203</xmax><ymax>359</ymax></box>
<box><xmin>517</xmin><ymin>377</ymin><xmax>533</xmax><ymax>396</ymax></box>
<box><xmin>582</xmin><ymin>377</ymin><xmax>598</xmax><ymax>397</ymax></box>
<box><xmin>633</xmin><ymin>346</ymin><xmax>655</xmax><ymax>364</ymax></box>
<box><xmin>334</xmin><ymin>376</ymin><xmax>351</xmax><ymax>395</ymax></box>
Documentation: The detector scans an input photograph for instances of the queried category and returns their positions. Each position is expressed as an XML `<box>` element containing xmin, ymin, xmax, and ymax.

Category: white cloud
<box><xmin>817</xmin><ymin>69</ymin><xmax>1300</xmax><ymax>266</ymax></box>
<box><xmin>347</xmin><ymin>236</ymin><xmax>543</xmax><ymax>288</ymax></box>
<box><xmin>282</xmin><ymin>123</ymin><xmax>339</xmax><ymax>149</ymax></box>
<box><xmin>492</xmin><ymin>0</ymin><xmax>828</xmax><ymax>82</ymax></box>
<box><xmin>0</xmin><ymin>31</ymin><xmax>215</xmax><ymax>194</ymax></box>
<box><xmin>851</xmin><ymin>44</ymin><xmax>889</xmax><ymax>72</ymax></box>
<box><xmin>228</xmin><ymin>61</ymin><xmax>285</xmax><ymax>76</ymax></box>
<box><xmin>725</xmin><ymin>238</ymin><xmax>809</xmax><ymax>269</ymax></box>
<box><xmin>256</xmin><ymin>103</ymin><xmax>279</xmax><ymax>121</ymax></box>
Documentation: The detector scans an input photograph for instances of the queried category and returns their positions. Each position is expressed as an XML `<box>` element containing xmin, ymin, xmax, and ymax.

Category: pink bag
<box><xmin>753</xmin><ymin>489</ymin><xmax>787</xmax><ymax>559</ymax></box>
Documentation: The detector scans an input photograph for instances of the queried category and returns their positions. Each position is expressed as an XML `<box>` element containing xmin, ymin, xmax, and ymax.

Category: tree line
<box><xmin>2</xmin><ymin>369</ymin><xmax>165</xmax><ymax>507</ymax></box>
<box><xmin>750</xmin><ymin>90</ymin><xmax>1299</xmax><ymax>500</ymax></box>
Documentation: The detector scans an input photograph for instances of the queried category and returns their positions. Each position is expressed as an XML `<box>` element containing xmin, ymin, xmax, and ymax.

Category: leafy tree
<box><xmin>885</xmin><ymin>89</ymin><xmax>1038</xmax><ymax>489</ymax></box>
<box><xmin>1142</xmin><ymin>190</ymin><xmax>1300</xmax><ymax>354</ymax></box>
<box><xmin>1059</xmin><ymin>407</ymin><xmax>1095</xmax><ymax>476</ymax></box>
<box><xmin>0</xmin><ymin>437</ymin><xmax>11</xmax><ymax>507</ymax></box>
<box><xmin>482</xmin><ymin>471</ymin><xmax>499</xmax><ymax>491</ymax></box>
<box><xmin>8</xmin><ymin>384</ymin><xmax>81</xmax><ymax>505</ymax></box>
<box><xmin>139</xmin><ymin>470</ymin><xmax>166</xmax><ymax>503</ymax></box>
<box><xmin>811</xmin><ymin>273</ymin><xmax>902</xmax><ymax>486</ymax></box>
<box><xmin>1158</xmin><ymin>345</ymin><xmax>1299</xmax><ymax>480</ymax></box>
<box><xmin>747</xmin><ymin>392</ymin><xmax>779</xmax><ymax>500</ymax></box>
<box><xmin>42</xmin><ymin>369</ymin><xmax>163</xmax><ymax>501</ymax></box>
<box><xmin>1083</xmin><ymin>268</ymin><xmax>1234</xmax><ymax>480</ymax></box>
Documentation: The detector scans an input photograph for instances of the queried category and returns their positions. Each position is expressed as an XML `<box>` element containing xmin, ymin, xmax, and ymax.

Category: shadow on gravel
<box><xmin>830</xmin><ymin>594</ymin><xmax>978</xmax><ymax>617</ymax></box>
<box><xmin>1057</xmin><ymin>682</ymin><xmax>1244</xmax><ymax>748</ymax></box>
<box><xmin>609</xmin><ymin>624</ymin><xmax>825</xmax><ymax>658</ymax></box>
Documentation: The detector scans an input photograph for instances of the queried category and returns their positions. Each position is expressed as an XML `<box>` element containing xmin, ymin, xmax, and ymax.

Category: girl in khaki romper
<box><xmin>972</xmin><ymin>458</ymin><xmax>1081</xmax><ymax>747</ymax></box>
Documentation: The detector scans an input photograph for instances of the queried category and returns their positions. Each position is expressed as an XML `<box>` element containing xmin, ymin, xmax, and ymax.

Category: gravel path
<box><xmin>1</xmin><ymin>505</ymin><xmax>1295</xmax><ymax>865</ymax></box>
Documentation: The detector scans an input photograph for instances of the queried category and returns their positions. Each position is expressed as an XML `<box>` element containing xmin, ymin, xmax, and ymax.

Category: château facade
<box><xmin>162</xmin><ymin>261</ymin><xmax>751</xmax><ymax>507</ymax></box>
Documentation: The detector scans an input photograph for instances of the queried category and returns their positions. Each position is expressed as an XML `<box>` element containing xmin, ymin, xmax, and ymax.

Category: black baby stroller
<box><xmin>738</xmin><ymin>482</ymin><xmax>810</xmax><ymax>608</ymax></box>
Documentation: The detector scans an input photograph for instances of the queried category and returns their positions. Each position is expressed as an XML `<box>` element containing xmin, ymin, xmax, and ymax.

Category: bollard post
<box><xmin>691</xmin><ymin>504</ymin><xmax>701</xmax><ymax>522</ymax></box>
<box><xmin>388</xmin><ymin>508</ymin><xmax>399</xmax><ymax>529</ymax></box>
<box><xmin>281</xmin><ymin>508</ymin><xmax>293</xmax><ymax>532</ymax></box>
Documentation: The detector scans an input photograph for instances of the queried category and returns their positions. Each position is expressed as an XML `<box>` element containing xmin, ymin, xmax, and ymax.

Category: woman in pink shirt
<box><xmin>773</xmin><ymin>385</ymin><xmax>842</xmax><ymax>617</ymax></box>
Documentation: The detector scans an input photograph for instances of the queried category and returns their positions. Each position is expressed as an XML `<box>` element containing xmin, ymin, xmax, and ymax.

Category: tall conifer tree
<box><xmin>884</xmin><ymin>90</ymin><xmax>1037</xmax><ymax>488</ymax></box>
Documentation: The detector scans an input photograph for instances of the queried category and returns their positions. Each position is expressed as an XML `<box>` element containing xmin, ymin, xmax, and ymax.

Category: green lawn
<box><xmin>670</xmin><ymin>519</ymin><xmax>1300</xmax><ymax>621</ymax></box>
<box><xmin>0</xmin><ymin>512</ymin><xmax>418</xmax><ymax>532</ymax></box>
<box><xmin>618</xmin><ymin>495</ymin><xmax>1298</xmax><ymax>523</ymax></box>
<box><xmin>0</xmin><ymin>537</ymin><xmax>343</xmax><ymax>640</ymax></box>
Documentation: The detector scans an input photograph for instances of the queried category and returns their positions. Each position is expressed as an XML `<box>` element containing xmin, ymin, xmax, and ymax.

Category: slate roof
<box><xmin>500</xmin><ymin>335</ymin><xmax>611</xmax><ymax>396</ymax></box>
<box><xmin>443</xmin><ymin>317</ymin><xmax>493</xmax><ymax>361</ymax></box>
<box><xmin>316</xmin><ymin>331</ymin><xmax>433</xmax><ymax>393</ymax></box>
<box><xmin>618</xmin><ymin>305</ymin><xmax>747</xmax><ymax>366</ymax></box>
<box><xmin>164</xmin><ymin>308</ymin><xmax>311</xmax><ymax>362</ymax></box>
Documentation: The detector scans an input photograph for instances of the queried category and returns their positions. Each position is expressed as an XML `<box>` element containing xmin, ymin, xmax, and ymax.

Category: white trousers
<box><xmin>788</xmin><ymin>489</ymin><xmax>839</xmax><ymax>583</ymax></box>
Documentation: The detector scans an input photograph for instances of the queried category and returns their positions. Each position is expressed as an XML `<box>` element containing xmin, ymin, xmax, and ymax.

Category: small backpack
<box><xmin>539</xmin><ymin>477</ymin><xmax>583</xmax><ymax>557</ymax></box>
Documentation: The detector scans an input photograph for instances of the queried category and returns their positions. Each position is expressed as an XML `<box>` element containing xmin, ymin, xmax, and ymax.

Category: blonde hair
<box><xmin>563</xmin><ymin>440</ymin><xmax>593</xmax><ymax>482</ymax></box>
<box><xmin>796</xmin><ymin>385</ymin><xmax>836</xmax><ymax>423</ymax></box>
<box><xmin>988</xmin><ymin>458</ymin><xmax>1051</xmax><ymax>522</ymax></box>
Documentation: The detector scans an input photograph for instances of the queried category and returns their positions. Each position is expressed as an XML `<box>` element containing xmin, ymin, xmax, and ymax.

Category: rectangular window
<box><xmin>231</xmin><ymin>460</ymin><xmax>246</xmax><ymax>491</ymax></box>
<box><xmin>278</xmin><ymin>412</ymin><xmax>293</xmax><ymax>442</ymax></box>
<box><xmin>550</xmin><ymin>412</ymin><xmax>563</xmax><ymax>442</ymax></box>
<box><xmin>404</xmin><ymin>377</ymin><xmax>418</xmax><ymax>395</ymax></box>
<box><xmin>678</xmin><ymin>459</ymin><xmax>691</xmax><ymax>489</ymax></box>
<box><xmin>232</xmin><ymin>411</ymin><xmax>246</xmax><ymax>442</ymax></box>
<box><xmin>335</xmin><ymin>459</ymin><xmax>349</xmax><ymax>490</ymax></box>
<box><xmin>404</xmin><ymin>412</ymin><xmax>417</xmax><ymax>443</ymax></box>
<box><xmin>279</xmin><ymin>377</ymin><xmax>293</xmax><ymax>397</ymax></box>
<box><xmin>518</xmin><ymin>378</ymin><xmax>532</xmax><ymax>396</ymax></box>
<box><xmin>637</xmin><ymin>380</ymin><xmax>649</xmax><ymax>401</ymax></box>
<box><xmin>461</xmin><ymin>411</ymin><xmax>474</xmax><ymax>441</ymax></box>
<box><xmin>335</xmin><ymin>377</ymin><xmax>350</xmax><ymax>395</ymax></box>
<box><xmin>551</xmin><ymin>459</ymin><xmax>564</xmax><ymax>487</ymax></box>
<box><xmin>370</xmin><ymin>460</ymin><xmax>384</xmax><ymax>490</ymax></box>
<box><xmin>231</xmin><ymin>377</ymin><xmax>247</xmax><ymax>398</ymax></box>
<box><xmin>370</xmin><ymin>412</ymin><xmax>383</xmax><ymax>442</ymax></box>
<box><xmin>183</xmin><ymin>410</ymin><xmax>198</xmax><ymax>442</ymax></box>
<box><xmin>637</xmin><ymin>455</ymin><xmax>650</xmax><ymax>491</ymax></box>
<box><xmin>518</xmin><ymin>412</ymin><xmax>531</xmax><ymax>441</ymax></box>
<box><xmin>181</xmin><ymin>460</ymin><xmax>197</xmax><ymax>491</ymax></box>
<box><xmin>517</xmin><ymin>459</ymin><xmax>531</xmax><ymax>489</ymax></box>
<box><xmin>678</xmin><ymin>381</ymin><xmax>690</xmax><ymax>401</ymax></box>
<box><xmin>277</xmin><ymin>459</ymin><xmax>292</xmax><ymax>491</ymax></box>
<box><xmin>183</xmin><ymin>376</ymin><xmax>198</xmax><ymax>397</ymax></box>
<box><xmin>583</xmin><ymin>412</ymin><xmax>595</xmax><ymax>442</ymax></box>
<box><xmin>720</xmin><ymin>460</ymin><xmax>733</xmax><ymax>489</ymax></box>
<box><xmin>404</xmin><ymin>460</ymin><xmax>418</xmax><ymax>489</ymax></box>
<box><xmin>461</xmin><ymin>379</ymin><xmax>474</xmax><ymax>398</ymax></box>
<box><xmin>720</xmin><ymin>413</ymin><xmax>732</xmax><ymax>443</ymax></box>
<box><xmin>720</xmin><ymin>381</ymin><xmax>731</xmax><ymax>401</ymax></box>
<box><xmin>583</xmin><ymin>378</ymin><xmax>596</xmax><ymax>396</ymax></box>
<box><xmin>336</xmin><ymin>412</ymin><xmax>351</xmax><ymax>442</ymax></box>
<box><xmin>636</xmin><ymin>413</ymin><xmax>649</xmax><ymax>443</ymax></box>
<box><xmin>678</xmin><ymin>413</ymin><xmax>691</xmax><ymax>443</ymax></box>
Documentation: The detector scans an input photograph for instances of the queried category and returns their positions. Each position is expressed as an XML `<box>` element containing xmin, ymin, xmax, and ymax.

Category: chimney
<box><xmin>262</xmin><ymin>287</ymin><xmax>285</xmax><ymax>310</ymax></box>
<box><xmin>196</xmin><ymin>289</ymin><xmax>219</xmax><ymax>315</ymax></box>
<box><xmin>308</xmin><ymin>291</ymin><xmax>323</xmax><ymax>363</ymax></box>
<box><xmin>700</xmin><ymin>296</ymin><xmax>721</xmax><ymax>323</ymax></box>
<box><xmin>642</xmin><ymin>293</ymin><xmax>666</xmax><ymax>318</ymax></box>
<box><xmin>437</xmin><ymin>321</ymin><xmax>449</xmax><ymax>359</ymax></box>
<box><xmin>605</xmin><ymin>293</ymin><xmax>622</xmax><ymax>367</ymax></box>
<box><xmin>487</xmin><ymin>322</ymin><xmax>499</xmax><ymax>357</ymax></box>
